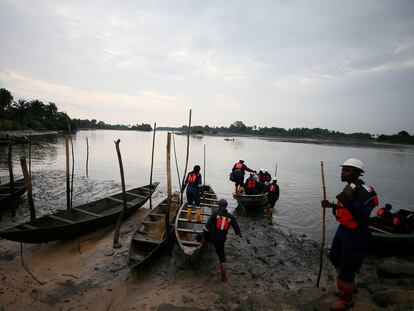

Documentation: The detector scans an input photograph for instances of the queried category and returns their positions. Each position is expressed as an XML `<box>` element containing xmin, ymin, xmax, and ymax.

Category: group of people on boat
<box><xmin>375</xmin><ymin>203</ymin><xmax>414</xmax><ymax>233</ymax></box>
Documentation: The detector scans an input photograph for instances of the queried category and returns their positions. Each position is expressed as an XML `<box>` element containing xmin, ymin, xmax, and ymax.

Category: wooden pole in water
<box><xmin>113</xmin><ymin>139</ymin><xmax>127</xmax><ymax>248</ymax></box>
<box><xmin>20</xmin><ymin>156</ymin><xmax>35</xmax><ymax>220</ymax></box>
<box><xmin>86</xmin><ymin>137</ymin><xmax>89</xmax><ymax>178</ymax></box>
<box><xmin>172</xmin><ymin>133</ymin><xmax>181</xmax><ymax>191</ymax></box>
<box><xmin>274</xmin><ymin>163</ymin><xmax>277</xmax><ymax>177</ymax></box>
<box><xmin>165</xmin><ymin>132</ymin><xmax>172</xmax><ymax>230</ymax></box>
<box><xmin>65</xmin><ymin>136</ymin><xmax>71</xmax><ymax>210</ymax></box>
<box><xmin>180</xmin><ymin>109</ymin><xmax>192</xmax><ymax>204</ymax></box>
<box><xmin>7</xmin><ymin>141</ymin><xmax>16</xmax><ymax>217</ymax></box>
<box><xmin>149</xmin><ymin>122</ymin><xmax>156</xmax><ymax>210</ymax></box>
<box><xmin>316</xmin><ymin>161</ymin><xmax>327</xmax><ymax>288</ymax></box>
<box><xmin>66</xmin><ymin>114</ymin><xmax>75</xmax><ymax>209</ymax></box>
<box><xmin>28</xmin><ymin>131</ymin><xmax>32</xmax><ymax>179</ymax></box>
<box><xmin>203</xmin><ymin>144</ymin><xmax>206</xmax><ymax>199</ymax></box>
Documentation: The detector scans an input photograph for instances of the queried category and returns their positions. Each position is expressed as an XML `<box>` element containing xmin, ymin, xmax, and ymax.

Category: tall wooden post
<box><xmin>165</xmin><ymin>132</ymin><xmax>172</xmax><ymax>230</ymax></box>
<box><xmin>66</xmin><ymin>115</ymin><xmax>75</xmax><ymax>209</ymax></box>
<box><xmin>180</xmin><ymin>109</ymin><xmax>192</xmax><ymax>204</ymax></box>
<box><xmin>28</xmin><ymin>131</ymin><xmax>32</xmax><ymax>179</ymax></box>
<box><xmin>86</xmin><ymin>137</ymin><xmax>89</xmax><ymax>177</ymax></box>
<box><xmin>172</xmin><ymin>133</ymin><xmax>181</xmax><ymax>191</ymax></box>
<box><xmin>149</xmin><ymin>122</ymin><xmax>156</xmax><ymax>209</ymax></box>
<box><xmin>316</xmin><ymin>161</ymin><xmax>327</xmax><ymax>288</ymax></box>
<box><xmin>65</xmin><ymin>136</ymin><xmax>71</xmax><ymax>210</ymax></box>
<box><xmin>7</xmin><ymin>142</ymin><xmax>15</xmax><ymax>217</ymax></box>
<box><xmin>113</xmin><ymin>139</ymin><xmax>127</xmax><ymax>248</ymax></box>
<box><xmin>20</xmin><ymin>156</ymin><xmax>35</xmax><ymax>220</ymax></box>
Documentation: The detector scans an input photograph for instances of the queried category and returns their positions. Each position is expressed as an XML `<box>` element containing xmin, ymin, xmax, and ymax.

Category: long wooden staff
<box><xmin>172</xmin><ymin>133</ymin><xmax>181</xmax><ymax>190</ymax></box>
<box><xmin>180</xmin><ymin>109</ymin><xmax>192</xmax><ymax>204</ymax></box>
<box><xmin>149</xmin><ymin>122</ymin><xmax>156</xmax><ymax>209</ymax></box>
<box><xmin>316</xmin><ymin>161</ymin><xmax>327</xmax><ymax>288</ymax></box>
<box><xmin>113</xmin><ymin>139</ymin><xmax>127</xmax><ymax>248</ymax></box>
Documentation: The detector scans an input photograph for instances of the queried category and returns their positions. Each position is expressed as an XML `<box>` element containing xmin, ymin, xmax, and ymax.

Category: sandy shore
<box><xmin>0</xmin><ymin>172</ymin><xmax>413</xmax><ymax>310</ymax></box>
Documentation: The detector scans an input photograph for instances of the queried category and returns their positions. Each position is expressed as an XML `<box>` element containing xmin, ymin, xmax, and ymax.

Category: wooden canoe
<box><xmin>175</xmin><ymin>185</ymin><xmax>218</xmax><ymax>256</ymax></box>
<box><xmin>0</xmin><ymin>178</ymin><xmax>27</xmax><ymax>211</ymax></box>
<box><xmin>232</xmin><ymin>192</ymin><xmax>268</xmax><ymax>211</ymax></box>
<box><xmin>0</xmin><ymin>182</ymin><xmax>159</xmax><ymax>243</ymax></box>
<box><xmin>128</xmin><ymin>192</ymin><xmax>180</xmax><ymax>268</ymax></box>
<box><xmin>369</xmin><ymin>215</ymin><xmax>414</xmax><ymax>253</ymax></box>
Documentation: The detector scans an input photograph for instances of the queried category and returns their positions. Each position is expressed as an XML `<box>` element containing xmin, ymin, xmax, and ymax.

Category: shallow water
<box><xmin>1</xmin><ymin>130</ymin><xmax>413</xmax><ymax>241</ymax></box>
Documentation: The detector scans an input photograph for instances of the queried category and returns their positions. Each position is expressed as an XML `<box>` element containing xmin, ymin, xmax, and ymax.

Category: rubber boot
<box><xmin>220</xmin><ymin>263</ymin><xmax>228</xmax><ymax>283</ymax></box>
<box><xmin>268</xmin><ymin>206</ymin><xmax>273</xmax><ymax>219</ymax></box>
<box><xmin>187</xmin><ymin>205</ymin><xmax>192</xmax><ymax>221</ymax></box>
<box><xmin>334</xmin><ymin>268</ymin><xmax>358</xmax><ymax>296</ymax></box>
<box><xmin>196</xmin><ymin>207</ymin><xmax>201</xmax><ymax>222</ymax></box>
<box><xmin>330</xmin><ymin>279</ymin><xmax>354</xmax><ymax>311</ymax></box>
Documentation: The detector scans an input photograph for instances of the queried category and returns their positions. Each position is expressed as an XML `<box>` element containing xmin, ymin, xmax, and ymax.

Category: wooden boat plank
<box><xmin>71</xmin><ymin>207</ymin><xmax>101</xmax><ymax>217</ymax></box>
<box><xmin>179</xmin><ymin>210</ymin><xmax>211</xmax><ymax>216</ymax></box>
<box><xmin>107</xmin><ymin>197</ymin><xmax>134</xmax><ymax>206</ymax></box>
<box><xmin>20</xmin><ymin>223</ymin><xmax>38</xmax><ymax>230</ymax></box>
<box><xmin>177</xmin><ymin>218</ymin><xmax>207</xmax><ymax>224</ymax></box>
<box><xmin>132</xmin><ymin>236</ymin><xmax>163</xmax><ymax>244</ymax></box>
<box><xmin>142</xmin><ymin>220</ymin><xmax>156</xmax><ymax>224</ymax></box>
<box><xmin>182</xmin><ymin>240</ymin><xmax>202</xmax><ymax>246</ymax></box>
<box><xmin>47</xmin><ymin>214</ymin><xmax>76</xmax><ymax>224</ymax></box>
<box><xmin>177</xmin><ymin>228</ymin><xmax>203</xmax><ymax>234</ymax></box>
<box><xmin>126</xmin><ymin>192</ymin><xmax>147</xmax><ymax>199</ymax></box>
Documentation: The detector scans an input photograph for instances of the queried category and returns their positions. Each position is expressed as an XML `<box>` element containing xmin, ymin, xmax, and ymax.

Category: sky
<box><xmin>1</xmin><ymin>0</ymin><xmax>413</xmax><ymax>134</ymax></box>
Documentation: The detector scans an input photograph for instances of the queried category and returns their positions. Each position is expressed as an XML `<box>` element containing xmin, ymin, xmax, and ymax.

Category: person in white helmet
<box><xmin>231</xmin><ymin>158</ymin><xmax>255</xmax><ymax>194</ymax></box>
<box><xmin>321</xmin><ymin>158</ymin><xmax>379</xmax><ymax>311</ymax></box>
<box><xmin>265</xmin><ymin>177</ymin><xmax>279</xmax><ymax>218</ymax></box>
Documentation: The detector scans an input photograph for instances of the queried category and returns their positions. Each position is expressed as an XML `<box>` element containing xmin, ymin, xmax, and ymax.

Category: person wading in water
<box><xmin>321</xmin><ymin>158</ymin><xmax>379</xmax><ymax>310</ymax></box>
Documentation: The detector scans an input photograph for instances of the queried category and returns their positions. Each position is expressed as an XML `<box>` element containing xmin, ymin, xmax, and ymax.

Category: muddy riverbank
<box><xmin>0</xmin><ymin>171</ymin><xmax>413</xmax><ymax>310</ymax></box>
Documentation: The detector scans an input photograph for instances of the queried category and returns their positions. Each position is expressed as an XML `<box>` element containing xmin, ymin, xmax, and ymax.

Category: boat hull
<box><xmin>233</xmin><ymin>193</ymin><xmax>268</xmax><ymax>211</ymax></box>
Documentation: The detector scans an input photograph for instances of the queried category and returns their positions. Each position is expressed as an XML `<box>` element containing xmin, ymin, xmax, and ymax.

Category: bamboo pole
<box><xmin>28</xmin><ymin>131</ymin><xmax>32</xmax><ymax>179</ymax></box>
<box><xmin>180</xmin><ymin>109</ymin><xmax>192</xmax><ymax>204</ymax></box>
<box><xmin>66</xmin><ymin>115</ymin><xmax>75</xmax><ymax>209</ymax></box>
<box><xmin>203</xmin><ymin>144</ymin><xmax>206</xmax><ymax>199</ymax></box>
<box><xmin>65</xmin><ymin>136</ymin><xmax>71</xmax><ymax>210</ymax></box>
<box><xmin>165</xmin><ymin>132</ymin><xmax>172</xmax><ymax>230</ymax></box>
<box><xmin>86</xmin><ymin>137</ymin><xmax>89</xmax><ymax>178</ymax></box>
<box><xmin>7</xmin><ymin>141</ymin><xmax>15</xmax><ymax>217</ymax></box>
<box><xmin>172</xmin><ymin>133</ymin><xmax>181</xmax><ymax>191</ymax></box>
<box><xmin>316</xmin><ymin>161</ymin><xmax>327</xmax><ymax>288</ymax></box>
<box><xmin>20</xmin><ymin>156</ymin><xmax>35</xmax><ymax>220</ymax></box>
<box><xmin>149</xmin><ymin>122</ymin><xmax>156</xmax><ymax>209</ymax></box>
<box><xmin>113</xmin><ymin>139</ymin><xmax>127</xmax><ymax>248</ymax></box>
<box><xmin>275</xmin><ymin>163</ymin><xmax>278</xmax><ymax>177</ymax></box>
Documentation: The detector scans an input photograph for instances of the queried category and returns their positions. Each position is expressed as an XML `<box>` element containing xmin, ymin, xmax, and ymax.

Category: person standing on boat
<box><xmin>265</xmin><ymin>177</ymin><xmax>279</xmax><ymax>218</ymax></box>
<box><xmin>244</xmin><ymin>173</ymin><xmax>259</xmax><ymax>195</ymax></box>
<box><xmin>232</xmin><ymin>158</ymin><xmax>255</xmax><ymax>195</ymax></box>
<box><xmin>182</xmin><ymin>165</ymin><xmax>203</xmax><ymax>222</ymax></box>
<box><xmin>198</xmin><ymin>198</ymin><xmax>242</xmax><ymax>283</ymax></box>
<box><xmin>321</xmin><ymin>158</ymin><xmax>379</xmax><ymax>311</ymax></box>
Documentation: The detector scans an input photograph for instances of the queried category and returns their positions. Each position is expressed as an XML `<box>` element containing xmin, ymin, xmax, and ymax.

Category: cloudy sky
<box><xmin>1</xmin><ymin>0</ymin><xmax>413</xmax><ymax>134</ymax></box>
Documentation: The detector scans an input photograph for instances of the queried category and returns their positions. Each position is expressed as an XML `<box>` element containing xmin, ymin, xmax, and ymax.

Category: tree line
<box><xmin>0</xmin><ymin>88</ymin><xmax>151</xmax><ymax>132</ymax></box>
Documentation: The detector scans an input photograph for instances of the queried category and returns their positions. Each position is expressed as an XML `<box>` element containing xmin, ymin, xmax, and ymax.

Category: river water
<box><xmin>1</xmin><ymin>130</ymin><xmax>413</xmax><ymax>241</ymax></box>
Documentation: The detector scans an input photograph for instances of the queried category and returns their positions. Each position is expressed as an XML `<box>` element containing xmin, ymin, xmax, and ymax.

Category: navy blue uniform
<box><xmin>266</xmin><ymin>182</ymin><xmax>280</xmax><ymax>207</ymax></box>
<box><xmin>329</xmin><ymin>180</ymin><xmax>378</xmax><ymax>282</ymax></box>
<box><xmin>202</xmin><ymin>209</ymin><xmax>241</xmax><ymax>263</ymax></box>
<box><xmin>232</xmin><ymin>162</ymin><xmax>254</xmax><ymax>187</ymax></box>
<box><xmin>182</xmin><ymin>171</ymin><xmax>202</xmax><ymax>206</ymax></box>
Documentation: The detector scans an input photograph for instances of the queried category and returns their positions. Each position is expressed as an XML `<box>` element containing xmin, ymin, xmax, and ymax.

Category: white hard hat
<box><xmin>265</xmin><ymin>169</ymin><xmax>268</xmax><ymax>172</ymax></box>
<box><xmin>272</xmin><ymin>177</ymin><xmax>278</xmax><ymax>181</ymax></box>
<box><xmin>239</xmin><ymin>157</ymin><xmax>244</xmax><ymax>162</ymax></box>
<box><xmin>260</xmin><ymin>168</ymin><xmax>264</xmax><ymax>172</ymax></box>
<box><xmin>340</xmin><ymin>158</ymin><xmax>364</xmax><ymax>173</ymax></box>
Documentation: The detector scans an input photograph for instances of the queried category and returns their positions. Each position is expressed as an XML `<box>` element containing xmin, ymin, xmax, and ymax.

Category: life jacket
<box><xmin>187</xmin><ymin>172</ymin><xmax>197</xmax><ymax>183</ymax></box>
<box><xmin>264</xmin><ymin>174</ymin><xmax>271</xmax><ymax>182</ymax></box>
<box><xmin>335</xmin><ymin>184</ymin><xmax>379</xmax><ymax>229</ymax></box>
<box><xmin>376</xmin><ymin>208</ymin><xmax>386</xmax><ymax>217</ymax></box>
<box><xmin>215</xmin><ymin>215</ymin><xmax>231</xmax><ymax>231</ymax></box>
<box><xmin>392</xmin><ymin>216</ymin><xmax>401</xmax><ymax>226</ymax></box>
<box><xmin>235</xmin><ymin>162</ymin><xmax>243</xmax><ymax>170</ymax></box>
<box><xmin>246</xmin><ymin>179</ymin><xmax>256</xmax><ymax>189</ymax></box>
<box><xmin>268</xmin><ymin>184</ymin><xmax>277</xmax><ymax>193</ymax></box>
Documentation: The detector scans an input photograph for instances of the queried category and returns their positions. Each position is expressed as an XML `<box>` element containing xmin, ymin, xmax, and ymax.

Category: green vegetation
<box><xmin>0</xmin><ymin>88</ymin><xmax>151</xmax><ymax>132</ymax></box>
<box><xmin>377</xmin><ymin>131</ymin><xmax>414</xmax><ymax>144</ymax></box>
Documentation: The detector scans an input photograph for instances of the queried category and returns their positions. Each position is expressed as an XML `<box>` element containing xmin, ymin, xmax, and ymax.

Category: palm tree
<box><xmin>11</xmin><ymin>99</ymin><xmax>29</xmax><ymax>125</ymax></box>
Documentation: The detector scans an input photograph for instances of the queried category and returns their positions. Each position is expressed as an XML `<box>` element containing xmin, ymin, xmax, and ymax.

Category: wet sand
<box><xmin>0</xmin><ymin>172</ymin><xmax>413</xmax><ymax>310</ymax></box>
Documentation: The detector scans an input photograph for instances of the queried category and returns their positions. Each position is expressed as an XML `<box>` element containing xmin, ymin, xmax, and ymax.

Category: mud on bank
<box><xmin>0</xmin><ymin>171</ymin><xmax>413</xmax><ymax>310</ymax></box>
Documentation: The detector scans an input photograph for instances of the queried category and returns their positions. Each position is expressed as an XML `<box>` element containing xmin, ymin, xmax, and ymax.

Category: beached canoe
<box><xmin>232</xmin><ymin>192</ymin><xmax>268</xmax><ymax>211</ymax></box>
<box><xmin>0</xmin><ymin>182</ymin><xmax>159</xmax><ymax>243</ymax></box>
<box><xmin>128</xmin><ymin>193</ymin><xmax>180</xmax><ymax>268</ymax></box>
<box><xmin>0</xmin><ymin>178</ymin><xmax>27</xmax><ymax>211</ymax></box>
<box><xmin>175</xmin><ymin>185</ymin><xmax>218</xmax><ymax>256</ymax></box>
<box><xmin>369</xmin><ymin>216</ymin><xmax>414</xmax><ymax>253</ymax></box>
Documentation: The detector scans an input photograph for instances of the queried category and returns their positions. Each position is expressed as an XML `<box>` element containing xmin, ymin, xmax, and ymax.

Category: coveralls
<box><xmin>232</xmin><ymin>162</ymin><xmax>254</xmax><ymax>188</ymax></box>
<box><xmin>266</xmin><ymin>182</ymin><xmax>280</xmax><ymax>208</ymax></box>
<box><xmin>182</xmin><ymin>171</ymin><xmax>202</xmax><ymax>207</ymax></box>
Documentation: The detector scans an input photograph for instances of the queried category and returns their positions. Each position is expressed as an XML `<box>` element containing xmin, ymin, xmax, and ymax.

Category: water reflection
<box><xmin>0</xmin><ymin>130</ymin><xmax>413</xmax><ymax>242</ymax></box>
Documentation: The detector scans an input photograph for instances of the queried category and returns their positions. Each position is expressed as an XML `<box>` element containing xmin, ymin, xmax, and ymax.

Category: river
<box><xmin>1</xmin><ymin>130</ymin><xmax>413</xmax><ymax>241</ymax></box>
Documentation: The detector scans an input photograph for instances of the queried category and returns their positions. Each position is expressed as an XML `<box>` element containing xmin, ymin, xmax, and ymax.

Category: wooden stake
<box><xmin>275</xmin><ymin>163</ymin><xmax>278</xmax><ymax>177</ymax></box>
<box><xmin>20</xmin><ymin>156</ymin><xmax>35</xmax><ymax>220</ymax></box>
<box><xmin>7</xmin><ymin>141</ymin><xmax>15</xmax><ymax>217</ymax></box>
<box><xmin>66</xmin><ymin>114</ymin><xmax>75</xmax><ymax>209</ymax></box>
<box><xmin>86</xmin><ymin>137</ymin><xmax>89</xmax><ymax>178</ymax></box>
<box><xmin>180</xmin><ymin>109</ymin><xmax>192</xmax><ymax>204</ymax></box>
<box><xmin>149</xmin><ymin>122</ymin><xmax>156</xmax><ymax>209</ymax></box>
<box><xmin>316</xmin><ymin>161</ymin><xmax>327</xmax><ymax>288</ymax></box>
<box><xmin>65</xmin><ymin>136</ymin><xmax>71</xmax><ymax>210</ymax></box>
<box><xmin>28</xmin><ymin>131</ymin><xmax>32</xmax><ymax>179</ymax></box>
<box><xmin>165</xmin><ymin>132</ymin><xmax>172</xmax><ymax>230</ymax></box>
<box><xmin>203</xmin><ymin>144</ymin><xmax>206</xmax><ymax>199</ymax></box>
<box><xmin>172</xmin><ymin>132</ymin><xmax>181</xmax><ymax>191</ymax></box>
<box><xmin>113</xmin><ymin>139</ymin><xmax>127</xmax><ymax>248</ymax></box>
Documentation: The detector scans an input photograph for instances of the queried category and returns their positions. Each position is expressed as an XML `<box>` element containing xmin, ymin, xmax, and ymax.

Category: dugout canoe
<box><xmin>232</xmin><ymin>192</ymin><xmax>268</xmax><ymax>211</ymax></box>
<box><xmin>175</xmin><ymin>185</ymin><xmax>218</xmax><ymax>256</ymax></box>
<box><xmin>0</xmin><ymin>182</ymin><xmax>159</xmax><ymax>243</ymax></box>
<box><xmin>0</xmin><ymin>178</ymin><xmax>27</xmax><ymax>211</ymax></box>
<box><xmin>369</xmin><ymin>215</ymin><xmax>414</xmax><ymax>252</ymax></box>
<box><xmin>128</xmin><ymin>193</ymin><xmax>180</xmax><ymax>268</ymax></box>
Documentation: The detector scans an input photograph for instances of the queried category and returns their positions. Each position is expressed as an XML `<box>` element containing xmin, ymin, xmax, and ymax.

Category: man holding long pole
<box><xmin>321</xmin><ymin>158</ymin><xmax>379</xmax><ymax>310</ymax></box>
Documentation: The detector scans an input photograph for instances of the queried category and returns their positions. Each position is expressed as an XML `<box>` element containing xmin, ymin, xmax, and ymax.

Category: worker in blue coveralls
<box><xmin>321</xmin><ymin>158</ymin><xmax>379</xmax><ymax>311</ymax></box>
<box><xmin>232</xmin><ymin>158</ymin><xmax>255</xmax><ymax>194</ymax></box>
<box><xmin>182</xmin><ymin>165</ymin><xmax>203</xmax><ymax>221</ymax></box>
